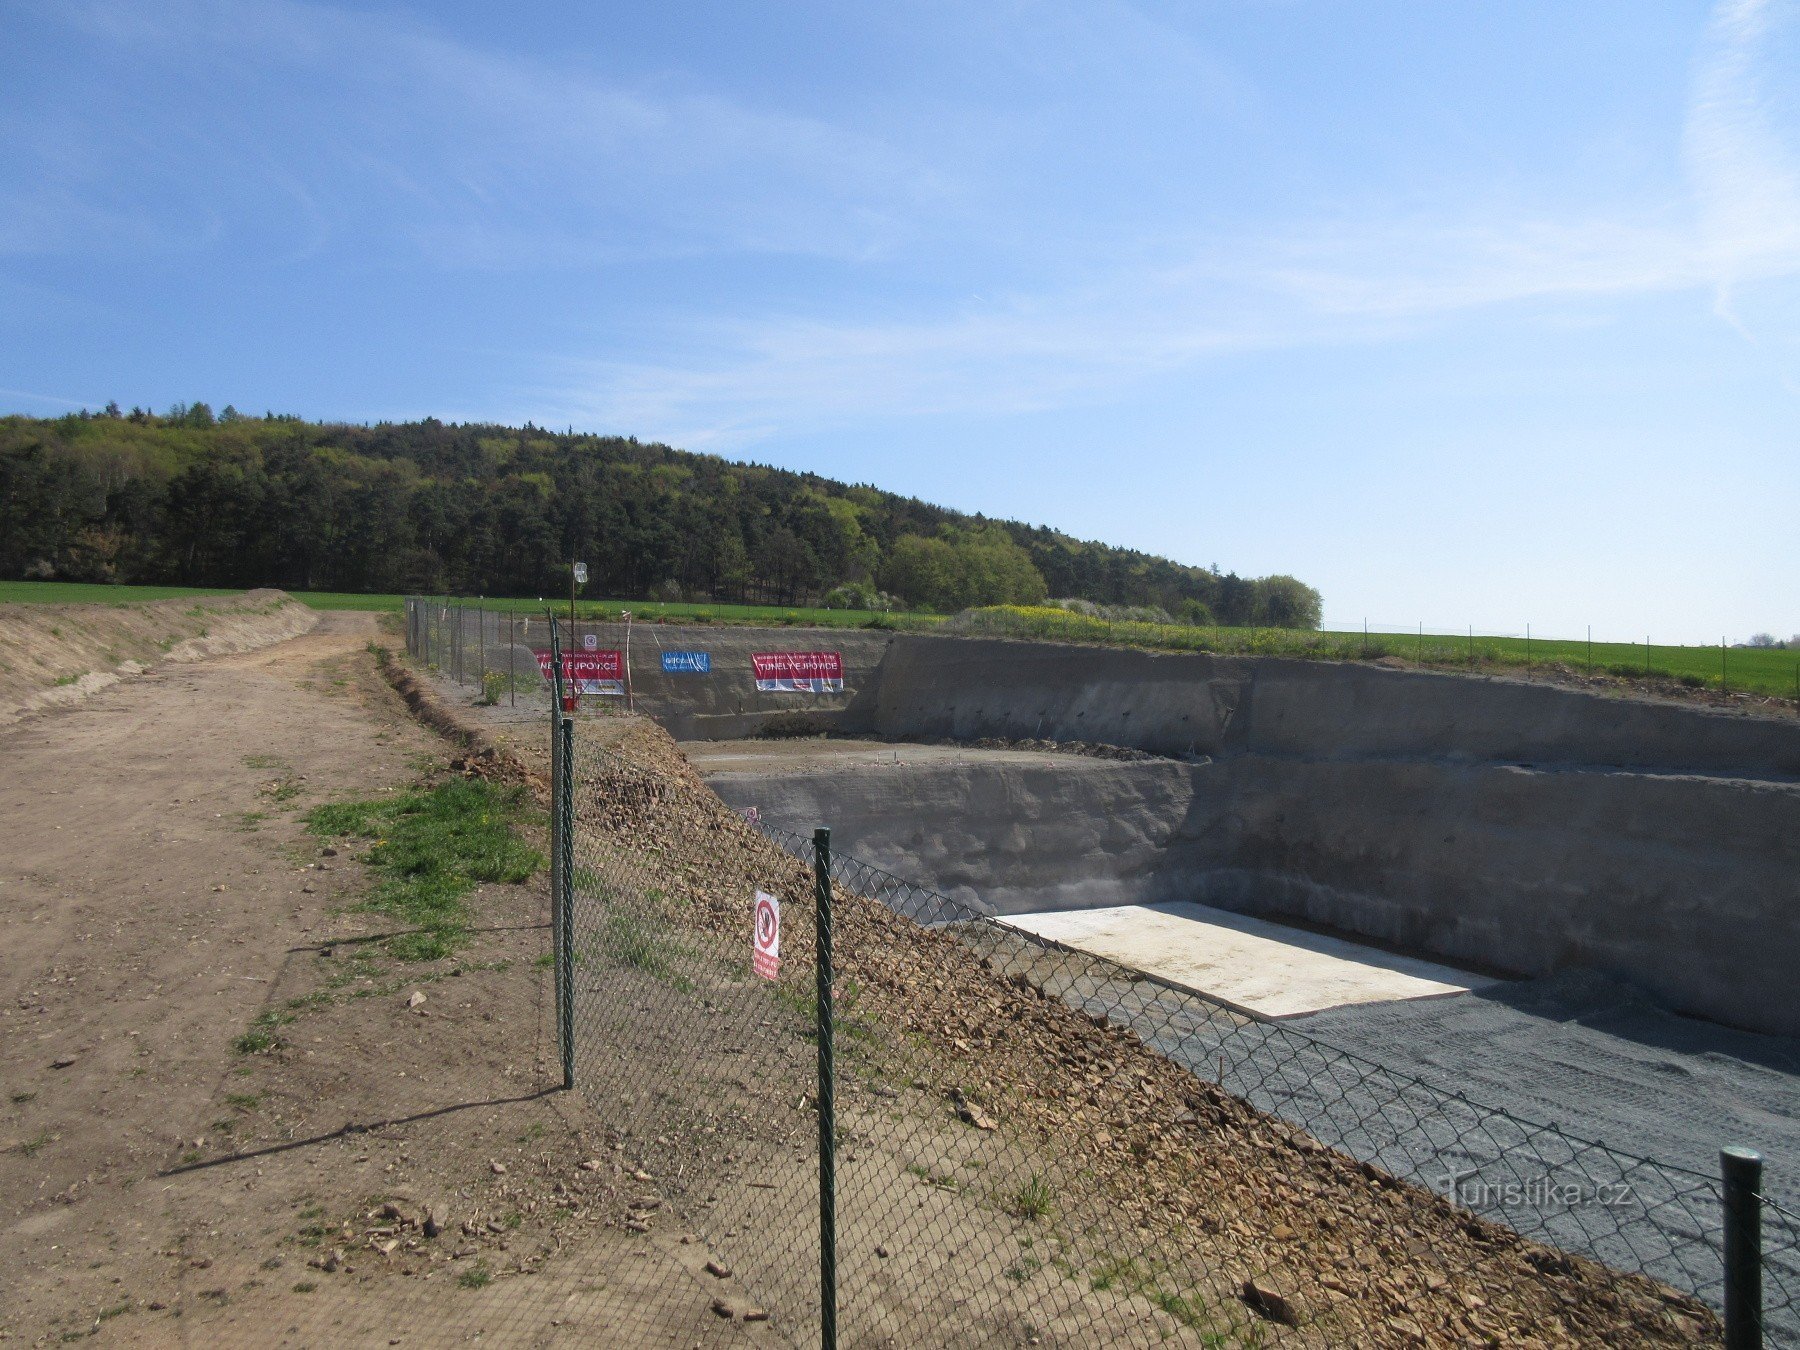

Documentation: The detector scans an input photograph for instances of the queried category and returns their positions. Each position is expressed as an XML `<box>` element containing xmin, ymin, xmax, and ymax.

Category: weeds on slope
<box><xmin>305</xmin><ymin>779</ymin><xmax>542</xmax><ymax>961</ymax></box>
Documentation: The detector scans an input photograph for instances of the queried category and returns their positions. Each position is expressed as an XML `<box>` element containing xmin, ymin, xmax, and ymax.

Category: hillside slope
<box><xmin>0</xmin><ymin>589</ymin><xmax>317</xmax><ymax>725</ymax></box>
<box><xmin>1</xmin><ymin>409</ymin><xmax>1320</xmax><ymax>624</ymax></box>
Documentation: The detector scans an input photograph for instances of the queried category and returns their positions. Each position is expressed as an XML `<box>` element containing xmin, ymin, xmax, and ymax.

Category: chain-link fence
<box><xmin>413</xmin><ymin>601</ymin><xmax>1788</xmax><ymax>1343</ymax></box>
<box><xmin>545</xmin><ymin>637</ymin><xmax>1296</xmax><ymax>1344</ymax></box>
<box><xmin>754</xmin><ymin>826</ymin><xmax>1798</xmax><ymax>1346</ymax></box>
<box><xmin>538</xmin><ymin>625</ymin><xmax>1792</xmax><ymax>1345</ymax></box>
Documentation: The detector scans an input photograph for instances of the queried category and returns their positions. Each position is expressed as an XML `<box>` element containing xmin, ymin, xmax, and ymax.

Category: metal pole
<box><xmin>509</xmin><ymin>607</ymin><xmax>516</xmax><ymax>708</ymax></box>
<box><xmin>558</xmin><ymin>713</ymin><xmax>576</xmax><ymax>1091</ymax></box>
<box><xmin>1721</xmin><ymin>1146</ymin><xmax>1763</xmax><ymax>1350</ymax></box>
<box><xmin>478</xmin><ymin>601</ymin><xmax>486</xmax><ymax>692</ymax></box>
<box><xmin>814</xmin><ymin>826</ymin><xmax>838</xmax><ymax>1350</ymax></box>
<box><xmin>1722</xmin><ymin>637</ymin><xmax>1728</xmax><ymax>693</ymax></box>
<box><xmin>1526</xmin><ymin>623</ymin><xmax>1532</xmax><ymax>672</ymax></box>
<box><xmin>1587</xmin><ymin>625</ymin><xmax>1592</xmax><ymax>674</ymax></box>
<box><xmin>1646</xmin><ymin>636</ymin><xmax>1651</xmax><ymax>679</ymax></box>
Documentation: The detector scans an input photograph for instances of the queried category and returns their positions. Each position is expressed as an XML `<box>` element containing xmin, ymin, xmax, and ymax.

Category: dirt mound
<box><xmin>0</xmin><ymin>588</ymin><xmax>317</xmax><ymax>726</ymax></box>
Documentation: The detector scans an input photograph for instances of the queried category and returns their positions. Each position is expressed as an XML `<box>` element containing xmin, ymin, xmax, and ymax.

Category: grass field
<box><xmin>6</xmin><ymin>581</ymin><xmax>1796</xmax><ymax>702</ymax></box>
<box><xmin>0</xmin><ymin>580</ymin><xmax>411</xmax><ymax>611</ymax></box>
<box><xmin>934</xmin><ymin>605</ymin><xmax>1800</xmax><ymax>702</ymax></box>
<box><xmin>0</xmin><ymin>582</ymin><xmax>929</xmax><ymax>624</ymax></box>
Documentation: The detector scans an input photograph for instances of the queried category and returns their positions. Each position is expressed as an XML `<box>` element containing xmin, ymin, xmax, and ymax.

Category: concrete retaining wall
<box><xmin>629</xmin><ymin>624</ymin><xmax>1800</xmax><ymax>1036</ymax></box>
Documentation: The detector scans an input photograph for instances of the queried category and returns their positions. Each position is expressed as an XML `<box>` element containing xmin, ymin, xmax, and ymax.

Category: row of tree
<box><xmin>0</xmin><ymin>408</ymin><xmax>1323</xmax><ymax>626</ymax></box>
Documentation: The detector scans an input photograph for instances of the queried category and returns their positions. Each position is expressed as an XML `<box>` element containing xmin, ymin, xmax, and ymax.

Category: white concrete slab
<box><xmin>999</xmin><ymin>901</ymin><xmax>1500</xmax><ymax>1018</ymax></box>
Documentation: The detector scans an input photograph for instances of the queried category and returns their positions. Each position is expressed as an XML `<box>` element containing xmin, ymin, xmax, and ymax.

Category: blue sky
<box><xmin>3</xmin><ymin>0</ymin><xmax>1797</xmax><ymax>643</ymax></box>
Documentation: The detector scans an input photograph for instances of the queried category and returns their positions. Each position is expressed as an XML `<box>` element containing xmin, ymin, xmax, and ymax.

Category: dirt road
<box><xmin>0</xmin><ymin>613</ymin><xmax>768</xmax><ymax>1346</ymax></box>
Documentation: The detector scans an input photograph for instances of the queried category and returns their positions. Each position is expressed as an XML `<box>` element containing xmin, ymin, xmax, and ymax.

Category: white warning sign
<box><xmin>753</xmin><ymin>890</ymin><xmax>781</xmax><ymax>981</ymax></box>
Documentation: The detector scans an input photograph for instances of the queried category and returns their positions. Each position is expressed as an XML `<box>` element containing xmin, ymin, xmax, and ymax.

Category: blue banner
<box><xmin>661</xmin><ymin>650</ymin><xmax>711</xmax><ymax>674</ymax></box>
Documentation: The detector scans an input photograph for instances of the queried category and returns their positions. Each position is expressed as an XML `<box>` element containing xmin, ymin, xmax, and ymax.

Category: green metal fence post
<box><xmin>558</xmin><ymin>713</ymin><xmax>576</xmax><ymax>1092</ymax></box>
<box><xmin>549</xmin><ymin>618</ymin><xmax>575</xmax><ymax>1092</ymax></box>
<box><xmin>814</xmin><ymin>825</ymin><xmax>838</xmax><ymax>1350</ymax></box>
<box><xmin>1721</xmin><ymin>1146</ymin><xmax>1763</xmax><ymax>1350</ymax></box>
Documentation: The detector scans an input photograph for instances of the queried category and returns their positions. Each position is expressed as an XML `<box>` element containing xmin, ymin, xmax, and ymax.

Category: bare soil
<box><xmin>0</xmin><ymin>613</ymin><xmax>772</xmax><ymax>1346</ymax></box>
<box><xmin>0</xmin><ymin>590</ymin><xmax>319</xmax><ymax>729</ymax></box>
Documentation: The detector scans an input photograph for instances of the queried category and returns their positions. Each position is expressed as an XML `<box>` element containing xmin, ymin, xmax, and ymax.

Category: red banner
<box><xmin>532</xmin><ymin>648</ymin><xmax>625</xmax><ymax>696</ymax></box>
<box><xmin>751</xmin><ymin>651</ymin><xmax>844</xmax><ymax>693</ymax></box>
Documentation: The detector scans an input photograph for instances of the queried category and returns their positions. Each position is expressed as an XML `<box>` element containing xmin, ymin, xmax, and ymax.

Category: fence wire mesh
<box><xmin>756</xmin><ymin>827</ymin><xmax>1795</xmax><ymax>1347</ymax></box>
<box><xmin>556</xmin><ymin>727</ymin><xmax>1290</xmax><ymax>1345</ymax></box>
<box><xmin>549</xmin><ymin>751</ymin><xmax>1732</xmax><ymax>1341</ymax></box>
<box><xmin>405</xmin><ymin>600</ymin><xmax>1786</xmax><ymax>1344</ymax></box>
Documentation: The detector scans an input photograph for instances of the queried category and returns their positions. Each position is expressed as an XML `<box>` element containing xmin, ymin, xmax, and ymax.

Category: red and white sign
<box><xmin>752</xmin><ymin>890</ymin><xmax>781</xmax><ymax>981</ymax></box>
<box><xmin>751</xmin><ymin>651</ymin><xmax>844</xmax><ymax>693</ymax></box>
<box><xmin>532</xmin><ymin>648</ymin><xmax>625</xmax><ymax>696</ymax></box>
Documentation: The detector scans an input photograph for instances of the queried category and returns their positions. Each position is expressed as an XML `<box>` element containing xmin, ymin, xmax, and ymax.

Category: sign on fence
<box><xmin>753</xmin><ymin>890</ymin><xmax>781</xmax><ymax>980</ymax></box>
<box><xmin>532</xmin><ymin>648</ymin><xmax>625</xmax><ymax>696</ymax></box>
<box><xmin>661</xmin><ymin>650</ymin><xmax>712</xmax><ymax>674</ymax></box>
<box><xmin>751</xmin><ymin>651</ymin><xmax>844</xmax><ymax>693</ymax></box>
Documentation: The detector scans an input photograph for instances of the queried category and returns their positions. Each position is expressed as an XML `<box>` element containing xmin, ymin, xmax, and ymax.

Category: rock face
<box><xmin>672</xmin><ymin>629</ymin><xmax>1800</xmax><ymax>1039</ymax></box>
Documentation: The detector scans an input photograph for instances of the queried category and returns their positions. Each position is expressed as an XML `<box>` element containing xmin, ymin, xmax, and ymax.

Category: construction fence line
<box><xmin>404</xmin><ymin>600</ymin><xmax>1794</xmax><ymax>1344</ymax></box>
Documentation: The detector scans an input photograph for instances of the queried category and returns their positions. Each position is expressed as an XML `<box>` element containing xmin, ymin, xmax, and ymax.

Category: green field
<box><xmin>0</xmin><ymin>580</ymin><xmax>413</xmax><ymax>612</ymax></box>
<box><xmin>6</xmin><ymin>581</ymin><xmax>1795</xmax><ymax>703</ymax></box>
<box><xmin>931</xmin><ymin>605</ymin><xmax>1800</xmax><ymax>702</ymax></box>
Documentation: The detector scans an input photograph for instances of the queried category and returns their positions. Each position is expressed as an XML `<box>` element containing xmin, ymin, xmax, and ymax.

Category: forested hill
<box><xmin>0</xmin><ymin>406</ymin><xmax>1322</xmax><ymax>625</ymax></box>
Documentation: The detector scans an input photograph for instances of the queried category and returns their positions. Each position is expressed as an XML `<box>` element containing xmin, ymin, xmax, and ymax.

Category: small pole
<box><xmin>557</xmin><ymin>713</ymin><xmax>575</xmax><ymax>1091</ymax></box>
<box><xmin>478</xmin><ymin>601</ymin><xmax>486</xmax><ymax>690</ymax></box>
<box><xmin>1587</xmin><ymin>625</ymin><xmax>1592</xmax><ymax>674</ymax></box>
<box><xmin>1418</xmin><ymin>621</ymin><xmax>1423</xmax><ymax>662</ymax></box>
<box><xmin>1646</xmin><ymin>635</ymin><xmax>1652</xmax><ymax>679</ymax></box>
<box><xmin>509</xmin><ymin>607</ymin><xmax>516</xmax><ymax>707</ymax></box>
<box><xmin>548</xmin><ymin>618</ymin><xmax>564</xmax><ymax>1062</ymax></box>
<box><xmin>1722</xmin><ymin>637</ymin><xmax>1728</xmax><ymax>693</ymax></box>
<box><xmin>1526</xmin><ymin>623</ymin><xmax>1532</xmax><ymax>672</ymax></box>
<box><xmin>569</xmin><ymin>563</ymin><xmax>577</xmax><ymax>637</ymax></box>
<box><xmin>814</xmin><ymin>826</ymin><xmax>838</xmax><ymax>1350</ymax></box>
<box><xmin>1721</xmin><ymin>1146</ymin><xmax>1763</xmax><ymax>1350</ymax></box>
<box><xmin>1362</xmin><ymin>617</ymin><xmax>1368</xmax><ymax>656</ymax></box>
<box><xmin>1468</xmin><ymin>625</ymin><xmax>1473</xmax><ymax>666</ymax></box>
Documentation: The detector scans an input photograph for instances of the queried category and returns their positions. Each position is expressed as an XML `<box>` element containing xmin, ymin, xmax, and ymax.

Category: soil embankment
<box><xmin>0</xmin><ymin>613</ymin><xmax>767</xmax><ymax>1346</ymax></box>
<box><xmin>0</xmin><ymin>588</ymin><xmax>318</xmax><ymax>726</ymax></box>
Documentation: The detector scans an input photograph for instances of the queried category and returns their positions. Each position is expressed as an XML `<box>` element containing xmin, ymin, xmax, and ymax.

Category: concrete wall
<box><xmin>619</xmin><ymin>625</ymin><xmax>896</xmax><ymax>741</ymax></box>
<box><xmin>644</xmin><ymin>625</ymin><xmax>1800</xmax><ymax>1037</ymax></box>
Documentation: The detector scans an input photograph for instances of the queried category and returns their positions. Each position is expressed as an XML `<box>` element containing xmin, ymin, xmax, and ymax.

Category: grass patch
<box><xmin>1009</xmin><ymin>1174</ymin><xmax>1054</xmax><ymax>1221</ymax></box>
<box><xmin>233</xmin><ymin>1029</ymin><xmax>282</xmax><ymax>1055</ymax></box>
<box><xmin>306</xmin><ymin>779</ymin><xmax>541</xmax><ymax>962</ymax></box>
<box><xmin>225</xmin><ymin>1092</ymin><xmax>262</xmax><ymax>1110</ymax></box>
<box><xmin>457</xmin><ymin>1263</ymin><xmax>492</xmax><ymax>1289</ymax></box>
<box><xmin>601</xmin><ymin>906</ymin><xmax>693</xmax><ymax>990</ymax></box>
<box><xmin>292</xmin><ymin>1281</ymin><xmax>317</xmax><ymax>1294</ymax></box>
<box><xmin>11</xmin><ymin>1091</ymin><xmax>36</xmax><ymax>1105</ymax></box>
<box><xmin>16</xmin><ymin>1131</ymin><xmax>52</xmax><ymax>1157</ymax></box>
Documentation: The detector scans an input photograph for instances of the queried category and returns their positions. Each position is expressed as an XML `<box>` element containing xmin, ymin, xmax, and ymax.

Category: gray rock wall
<box><xmin>637</xmin><ymin>625</ymin><xmax>1800</xmax><ymax>1036</ymax></box>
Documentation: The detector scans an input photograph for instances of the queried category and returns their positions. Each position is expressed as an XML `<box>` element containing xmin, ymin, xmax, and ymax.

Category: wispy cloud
<box><xmin>541</xmin><ymin>0</ymin><xmax>1800</xmax><ymax>449</ymax></box>
<box><xmin>1682</xmin><ymin>0</ymin><xmax>1800</xmax><ymax>326</ymax></box>
<box><xmin>8</xmin><ymin>0</ymin><xmax>954</xmax><ymax>265</ymax></box>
